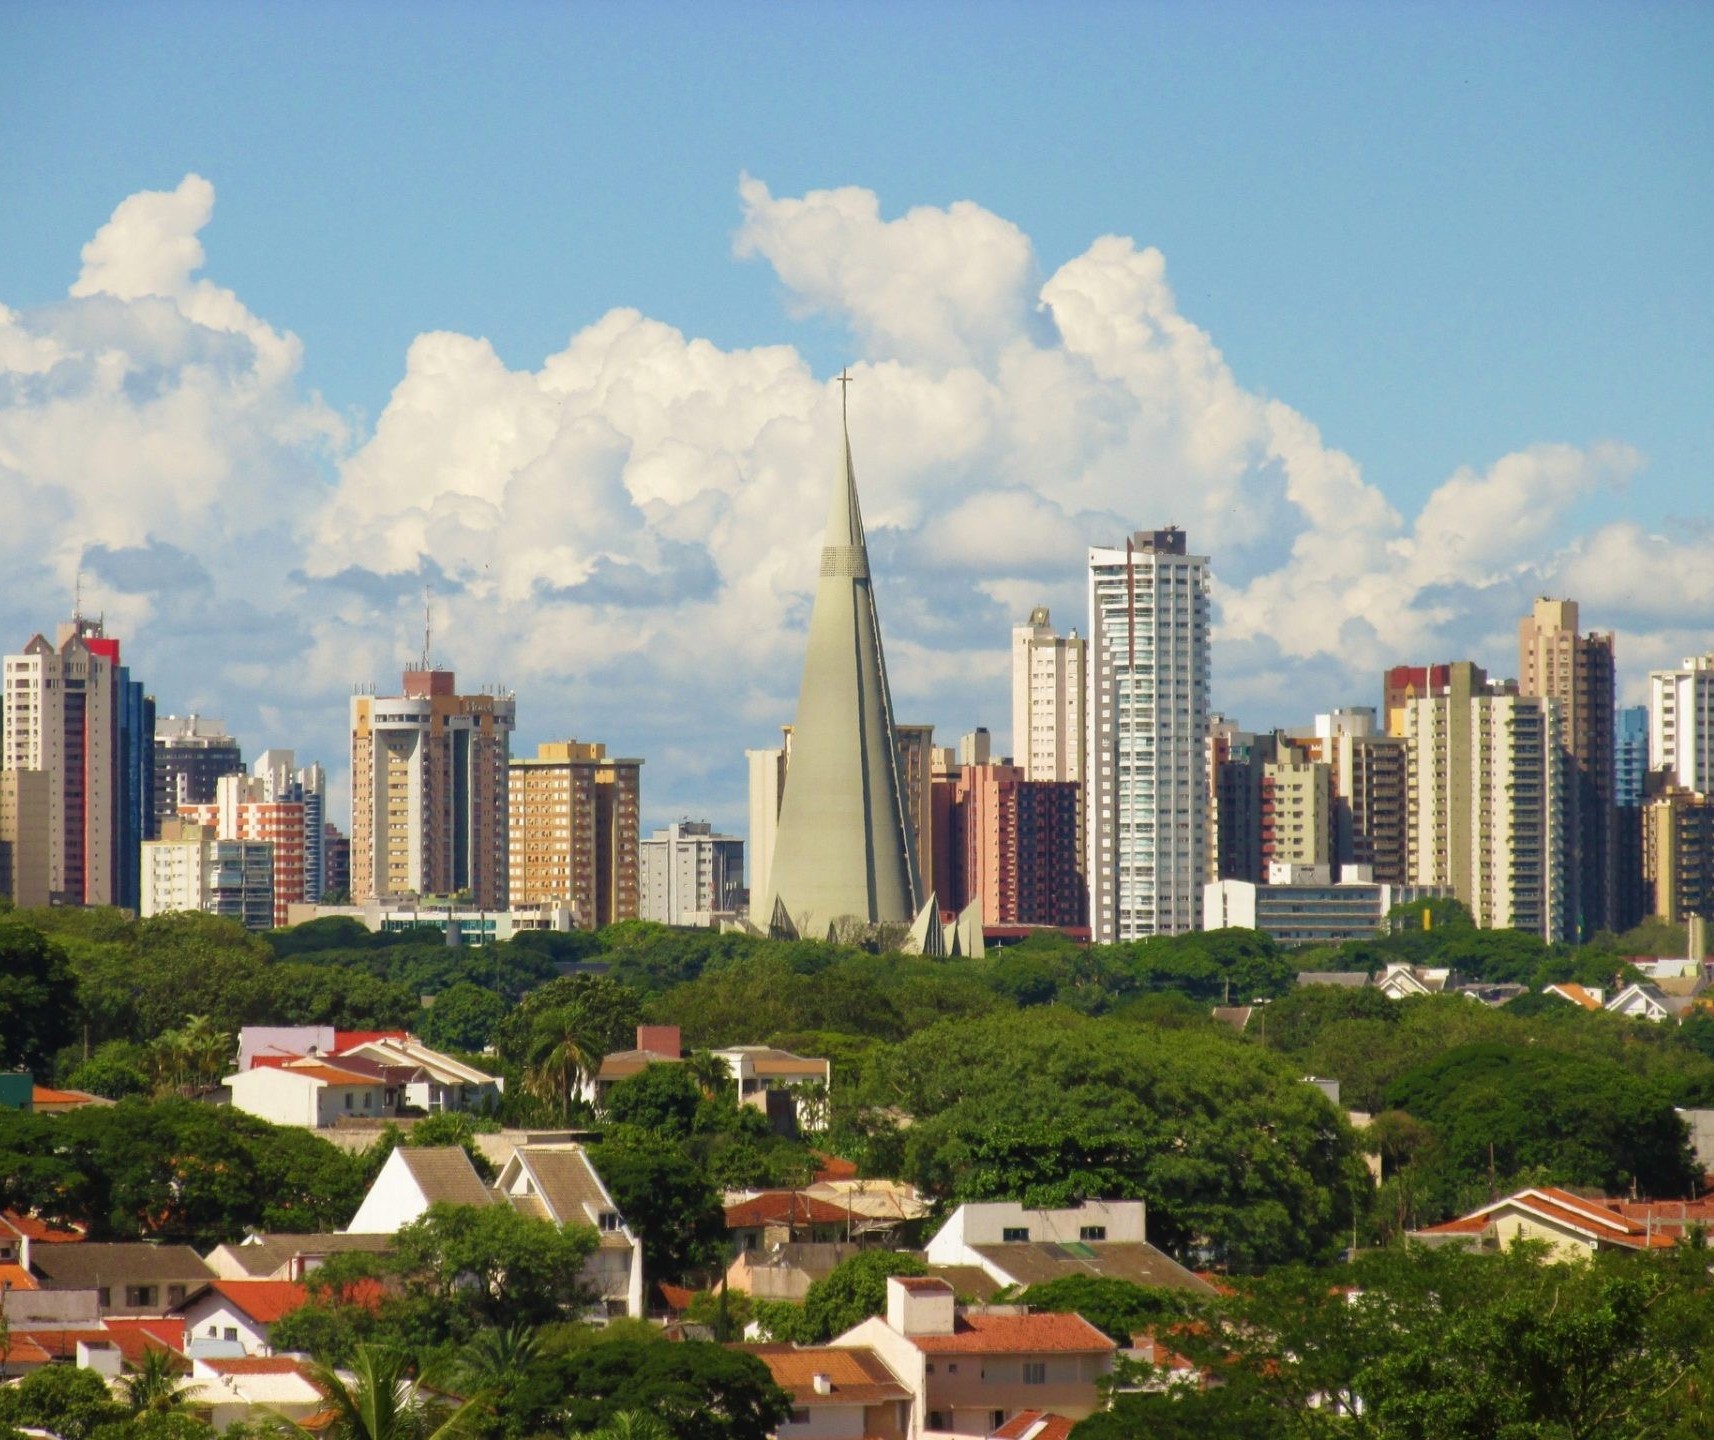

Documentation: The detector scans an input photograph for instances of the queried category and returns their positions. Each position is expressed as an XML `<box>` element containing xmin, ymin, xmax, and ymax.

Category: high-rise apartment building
<box><xmin>1012</xmin><ymin>607</ymin><xmax>1087</xmax><ymax>785</ymax></box>
<box><xmin>180</xmin><ymin>773</ymin><xmax>305</xmax><ymax>927</ymax></box>
<box><xmin>1649</xmin><ymin>655</ymin><xmax>1714</xmax><ymax>793</ymax></box>
<box><xmin>1614</xmin><ymin>705</ymin><xmax>1650</xmax><ymax>932</ymax></box>
<box><xmin>1518</xmin><ymin>598</ymin><xmax>1616</xmax><ymax>937</ymax></box>
<box><xmin>1206</xmin><ymin>717</ymin><xmax>1277</xmax><ymax>884</ymax></box>
<box><xmin>1404</xmin><ymin>662</ymin><xmax>1569</xmax><ymax>941</ymax></box>
<box><xmin>323</xmin><ymin>822</ymin><xmax>351</xmax><ymax>900</ymax></box>
<box><xmin>895</xmin><ymin>724</ymin><xmax>937</xmax><ymax>899</ymax></box>
<box><xmin>1260</xmin><ymin>758</ymin><xmax>1333</xmax><ymax>870</ymax></box>
<box><xmin>1087</xmin><ymin>527</ymin><xmax>1210</xmax><ymax>942</ymax></box>
<box><xmin>3</xmin><ymin>614</ymin><xmax>151</xmax><ymax>908</ymax></box>
<box><xmin>350</xmin><ymin>669</ymin><xmax>515</xmax><ymax>907</ymax></box>
<box><xmin>937</xmin><ymin>763</ymin><xmax>1083</xmax><ymax>928</ymax></box>
<box><xmin>1641</xmin><ymin>787</ymin><xmax>1714</xmax><ymax>927</ymax></box>
<box><xmin>0</xmin><ymin>768</ymin><xmax>51</xmax><ymax>908</ymax></box>
<box><xmin>508</xmin><ymin>740</ymin><xmax>641</xmax><ymax>928</ymax></box>
<box><xmin>639</xmin><ymin>820</ymin><xmax>744</xmax><ymax>926</ymax></box>
<box><xmin>1383</xmin><ymin>663</ymin><xmax>1453</xmax><ymax>738</ymax></box>
<box><xmin>142</xmin><ymin>817</ymin><xmax>274</xmax><ymax>930</ymax></box>
<box><xmin>253</xmin><ymin>750</ymin><xmax>327</xmax><ymax>904</ymax></box>
<box><xmin>1304</xmin><ymin>708</ymin><xmax>1410</xmax><ymax>885</ymax></box>
<box><xmin>154</xmin><ymin>715</ymin><xmax>244</xmax><ymax>832</ymax></box>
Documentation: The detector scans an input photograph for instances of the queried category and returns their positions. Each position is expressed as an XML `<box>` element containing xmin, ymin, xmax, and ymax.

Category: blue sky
<box><xmin>2</xmin><ymin>1</ymin><xmax>1710</xmax><ymax>834</ymax></box>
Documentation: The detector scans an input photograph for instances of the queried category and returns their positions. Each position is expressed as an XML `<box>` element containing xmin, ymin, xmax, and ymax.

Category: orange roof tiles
<box><xmin>204</xmin><ymin>1355</ymin><xmax>313</xmax><ymax>1375</ymax></box>
<box><xmin>0</xmin><ymin>1210</ymin><xmax>86</xmax><ymax>1242</ymax></box>
<box><xmin>909</xmin><ymin>1312</ymin><xmax>1115</xmax><ymax>1355</ymax></box>
<box><xmin>724</xmin><ymin>1193</ymin><xmax>853</xmax><ymax>1229</ymax></box>
<box><xmin>991</xmin><ymin>1412</ymin><xmax>1077</xmax><ymax>1440</ymax></box>
<box><xmin>738</xmin><ymin>1344</ymin><xmax>911</xmax><ymax>1403</ymax></box>
<box><xmin>0</xmin><ymin>1262</ymin><xmax>40</xmax><ymax>1290</ymax></box>
<box><xmin>281</xmin><ymin>1063</ymin><xmax>380</xmax><ymax>1086</ymax></box>
<box><xmin>200</xmin><ymin>1279</ymin><xmax>312</xmax><ymax>1322</ymax></box>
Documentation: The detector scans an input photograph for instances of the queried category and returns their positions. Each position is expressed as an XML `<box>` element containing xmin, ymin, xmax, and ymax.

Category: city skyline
<box><xmin>2</xmin><ymin>6</ymin><xmax>1709</xmax><ymax>839</ymax></box>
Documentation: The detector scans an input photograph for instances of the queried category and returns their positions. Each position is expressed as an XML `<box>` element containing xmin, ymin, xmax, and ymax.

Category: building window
<box><xmin>1080</xmin><ymin>1225</ymin><xmax>1107</xmax><ymax>1241</ymax></box>
<box><xmin>224</xmin><ymin>1326</ymin><xmax>238</xmax><ymax>1342</ymax></box>
<box><xmin>789</xmin><ymin>1411</ymin><xmax>810</xmax><ymax>1426</ymax></box>
<box><xmin>598</xmin><ymin>1211</ymin><xmax>622</xmax><ymax>1232</ymax></box>
<box><xmin>125</xmin><ymin>1285</ymin><xmax>158</xmax><ymax>1308</ymax></box>
<box><xmin>1002</xmin><ymin>1226</ymin><xmax>1030</xmax><ymax>1242</ymax></box>
<box><xmin>1023</xmin><ymin>1362</ymin><xmax>1047</xmax><ymax>1385</ymax></box>
<box><xmin>991</xmin><ymin>1412</ymin><xmax>1006</xmax><ymax>1431</ymax></box>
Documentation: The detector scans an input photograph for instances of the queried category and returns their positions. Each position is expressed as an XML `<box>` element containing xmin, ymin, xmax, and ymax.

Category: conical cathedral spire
<box><xmin>765</xmin><ymin>386</ymin><xmax>921</xmax><ymax>934</ymax></box>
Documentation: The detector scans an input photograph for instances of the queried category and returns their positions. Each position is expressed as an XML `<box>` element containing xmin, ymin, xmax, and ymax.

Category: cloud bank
<box><xmin>0</xmin><ymin>173</ymin><xmax>1680</xmax><ymax>832</ymax></box>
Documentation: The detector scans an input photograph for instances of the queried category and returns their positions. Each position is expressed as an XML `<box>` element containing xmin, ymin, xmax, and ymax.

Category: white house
<box><xmin>493</xmin><ymin>1143</ymin><xmax>645</xmax><ymax>1318</ymax></box>
<box><xmin>338</xmin><ymin>1036</ymin><xmax>503</xmax><ymax>1114</ymax></box>
<box><xmin>183</xmin><ymin>1355</ymin><xmax>331</xmax><ymax>1430</ymax></box>
<box><xmin>1606</xmin><ymin>982</ymin><xmax>1678</xmax><ymax>1023</ymax></box>
<box><xmin>1373</xmin><ymin>963</ymin><xmax>1450</xmax><ymax>999</ymax></box>
<box><xmin>345</xmin><ymin>1146</ymin><xmax>499</xmax><ymax>1234</ymax></box>
<box><xmin>832</xmin><ymin>1277</ymin><xmax>1115</xmax><ymax>1439</ymax></box>
<box><xmin>174</xmin><ymin>1279</ymin><xmax>311</xmax><ymax>1355</ymax></box>
<box><xmin>923</xmin><ymin>1200</ymin><xmax>1208</xmax><ymax>1296</ymax></box>
<box><xmin>225</xmin><ymin>1060</ymin><xmax>387</xmax><ymax>1129</ymax></box>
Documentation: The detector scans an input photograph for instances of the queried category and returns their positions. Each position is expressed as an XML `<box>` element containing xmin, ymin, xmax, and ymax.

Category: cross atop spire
<box><xmin>837</xmin><ymin>367</ymin><xmax>854</xmax><ymax>433</ymax></box>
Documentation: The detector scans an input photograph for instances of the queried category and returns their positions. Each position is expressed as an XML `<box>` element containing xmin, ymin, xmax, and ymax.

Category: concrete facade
<box><xmin>639</xmin><ymin>819</ymin><xmax>744</xmax><ymax>925</ymax></box>
<box><xmin>0</xmin><ymin>767</ymin><xmax>51</xmax><ymax>907</ymax></box>
<box><xmin>507</xmin><ymin>739</ymin><xmax>641</xmax><ymax>928</ymax></box>
<box><xmin>1087</xmin><ymin>528</ymin><xmax>1210</xmax><ymax>941</ymax></box>
<box><xmin>351</xmin><ymin>669</ymin><xmax>515</xmax><ymax>908</ymax></box>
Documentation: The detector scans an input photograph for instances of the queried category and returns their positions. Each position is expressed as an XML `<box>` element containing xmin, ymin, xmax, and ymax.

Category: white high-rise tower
<box><xmin>1086</xmin><ymin>528</ymin><xmax>1210</xmax><ymax>942</ymax></box>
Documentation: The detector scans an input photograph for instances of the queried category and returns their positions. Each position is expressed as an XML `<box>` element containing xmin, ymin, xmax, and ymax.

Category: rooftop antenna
<box><xmin>73</xmin><ymin>568</ymin><xmax>83</xmax><ymax>624</ymax></box>
<box><xmin>421</xmin><ymin>586</ymin><xmax>433</xmax><ymax>670</ymax></box>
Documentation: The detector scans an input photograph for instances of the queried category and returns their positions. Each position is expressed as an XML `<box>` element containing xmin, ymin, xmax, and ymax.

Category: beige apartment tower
<box><xmin>1013</xmin><ymin>606</ymin><xmax>1087</xmax><ymax>787</ymax></box>
<box><xmin>0</xmin><ymin>769</ymin><xmax>51</xmax><ymax>908</ymax></box>
<box><xmin>508</xmin><ymin>740</ymin><xmax>641</xmax><ymax>929</ymax></box>
<box><xmin>350</xmin><ymin>669</ymin><xmax>515</xmax><ymax>908</ymax></box>
<box><xmin>1404</xmin><ymin>663</ymin><xmax>1568</xmax><ymax>941</ymax></box>
<box><xmin>1518</xmin><ymin>597</ymin><xmax>1615</xmax><ymax>936</ymax></box>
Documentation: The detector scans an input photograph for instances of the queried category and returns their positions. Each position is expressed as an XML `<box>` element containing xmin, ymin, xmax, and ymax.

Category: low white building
<box><xmin>337</xmin><ymin>1035</ymin><xmax>503</xmax><ymax>1114</ymax></box>
<box><xmin>143</xmin><ymin>821</ymin><xmax>275</xmax><ymax>931</ymax></box>
<box><xmin>225</xmin><ymin>1061</ymin><xmax>386</xmax><ymax>1130</ymax></box>
<box><xmin>494</xmin><ymin>1143</ymin><xmax>645</xmax><ymax>1318</ymax></box>
<box><xmin>175</xmin><ymin>1279</ymin><xmax>311</xmax><ymax>1355</ymax></box>
<box><xmin>183</xmin><ymin>1355</ymin><xmax>330</xmax><ymax>1430</ymax></box>
<box><xmin>1203</xmin><ymin>864</ymin><xmax>1452</xmax><ymax>947</ymax></box>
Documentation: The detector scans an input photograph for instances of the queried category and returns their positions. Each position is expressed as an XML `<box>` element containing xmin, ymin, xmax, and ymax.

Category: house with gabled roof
<box><xmin>336</xmin><ymin>1035</ymin><xmax>503</xmax><ymax>1114</ymax></box>
<box><xmin>1543</xmin><ymin>982</ymin><xmax>1605</xmax><ymax>1010</ymax></box>
<box><xmin>346</xmin><ymin>1145</ymin><xmax>498</xmax><ymax>1234</ymax></box>
<box><xmin>1409</xmin><ymin>1185</ymin><xmax>1694</xmax><ymax>1260</ymax></box>
<box><xmin>1606</xmin><ymin>982</ymin><xmax>1680</xmax><ymax>1023</ymax></box>
<box><xmin>737</xmin><ymin>1342</ymin><xmax>912</xmax><ymax>1440</ymax></box>
<box><xmin>494</xmin><ymin>1143</ymin><xmax>644</xmax><ymax>1317</ymax></box>
<box><xmin>923</xmin><ymin>1201</ymin><xmax>1212</xmax><ymax>1297</ymax></box>
<box><xmin>831</xmin><ymin>1277</ymin><xmax>1115</xmax><ymax>1439</ymax></box>
<box><xmin>726</xmin><ymin>1191</ymin><xmax>856</xmax><ymax>1253</ymax></box>
<box><xmin>226</xmin><ymin>1058</ymin><xmax>389</xmax><ymax>1129</ymax></box>
<box><xmin>1373</xmin><ymin>963</ymin><xmax>1451</xmax><ymax>999</ymax></box>
<box><xmin>203</xmin><ymin>1231</ymin><xmax>393</xmax><ymax>1282</ymax></box>
<box><xmin>988</xmin><ymin>1411</ymin><xmax>1077</xmax><ymax>1440</ymax></box>
<box><xmin>29</xmin><ymin>1243</ymin><xmax>214</xmax><ymax>1317</ymax></box>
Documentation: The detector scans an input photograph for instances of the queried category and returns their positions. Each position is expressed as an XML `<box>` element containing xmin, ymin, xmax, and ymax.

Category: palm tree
<box><xmin>122</xmin><ymin>1344</ymin><xmax>189</xmax><ymax>1413</ymax></box>
<box><xmin>523</xmin><ymin>1019</ymin><xmax>594</xmax><ymax>1119</ymax></box>
<box><xmin>179</xmin><ymin>1012</ymin><xmax>235</xmax><ymax>1090</ymax></box>
<box><xmin>272</xmin><ymin>1345</ymin><xmax>477</xmax><ymax>1440</ymax></box>
<box><xmin>450</xmin><ymin>1324</ymin><xmax>542</xmax><ymax>1425</ymax></box>
<box><xmin>683</xmin><ymin>1049</ymin><xmax>732</xmax><ymax>1103</ymax></box>
<box><xmin>569</xmin><ymin>1412</ymin><xmax>674</xmax><ymax>1440</ymax></box>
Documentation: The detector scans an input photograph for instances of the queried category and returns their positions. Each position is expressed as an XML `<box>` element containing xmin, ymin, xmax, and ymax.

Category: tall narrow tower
<box><xmin>765</xmin><ymin>401</ymin><xmax>920</xmax><ymax>935</ymax></box>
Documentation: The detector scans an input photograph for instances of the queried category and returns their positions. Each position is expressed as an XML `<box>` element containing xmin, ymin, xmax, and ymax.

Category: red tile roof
<box><xmin>655</xmin><ymin>1283</ymin><xmax>697</xmax><ymax>1313</ymax></box>
<box><xmin>195</xmin><ymin>1280</ymin><xmax>311</xmax><ymax>1323</ymax></box>
<box><xmin>812</xmin><ymin>1152</ymin><xmax>860</xmax><ymax>1182</ymax></box>
<box><xmin>334</xmin><ymin>1030</ymin><xmax>410</xmax><ymax>1050</ymax></box>
<box><xmin>0</xmin><ymin>1262</ymin><xmax>40</xmax><ymax>1290</ymax></box>
<box><xmin>1417</xmin><ymin>1187</ymin><xmax>1681</xmax><ymax>1250</ymax></box>
<box><xmin>31</xmin><ymin>1085</ymin><xmax>107</xmax><ymax>1107</ymax></box>
<box><xmin>737</xmin><ymin>1344</ymin><xmax>911</xmax><ymax>1404</ymax></box>
<box><xmin>0</xmin><ymin>1210</ymin><xmax>86</xmax><ymax>1242</ymax></box>
<box><xmin>909</xmin><ymin>1312</ymin><xmax>1115</xmax><ymax>1355</ymax></box>
<box><xmin>724</xmin><ymin>1192</ymin><xmax>853</xmax><ymax>1229</ymax></box>
<box><xmin>281</xmin><ymin>1063</ymin><xmax>381</xmax><ymax>1087</ymax></box>
<box><xmin>991</xmin><ymin>1412</ymin><xmax>1077</xmax><ymax>1440</ymax></box>
<box><xmin>203</xmin><ymin>1355</ymin><xmax>312</xmax><ymax>1375</ymax></box>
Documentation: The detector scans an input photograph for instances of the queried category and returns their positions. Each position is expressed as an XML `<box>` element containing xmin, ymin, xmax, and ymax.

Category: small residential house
<box><xmin>29</xmin><ymin>1243</ymin><xmax>214</xmax><ymax>1316</ymax></box>
<box><xmin>494</xmin><ymin>1143</ymin><xmax>645</xmax><ymax>1318</ymax></box>
<box><xmin>714</xmin><ymin>1045</ymin><xmax>832</xmax><ymax>1130</ymax></box>
<box><xmin>832</xmin><ymin>1276</ymin><xmax>1116</xmax><ymax>1439</ymax></box>
<box><xmin>1373</xmin><ymin>963</ymin><xmax>1451</xmax><ymax>999</ymax></box>
<box><xmin>203</xmin><ymin>1231</ymin><xmax>394</xmax><ymax>1282</ymax></box>
<box><xmin>739</xmin><ymin>1343</ymin><xmax>913</xmax><ymax>1440</ymax></box>
<box><xmin>337</xmin><ymin>1035</ymin><xmax>504</xmax><ymax>1114</ymax></box>
<box><xmin>580</xmin><ymin>1025</ymin><xmax>686</xmax><ymax>1110</ymax></box>
<box><xmin>174</xmin><ymin>1279</ymin><xmax>312</xmax><ymax>1354</ymax></box>
<box><xmin>726</xmin><ymin>1191</ymin><xmax>856</xmax><ymax>1253</ymax></box>
<box><xmin>1606</xmin><ymin>982</ymin><xmax>1681</xmax><ymax>1023</ymax></box>
<box><xmin>923</xmin><ymin>1201</ymin><xmax>1212</xmax><ymax>1296</ymax></box>
<box><xmin>1544</xmin><ymin>983</ymin><xmax>1605</xmax><ymax>1010</ymax></box>
<box><xmin>728</xmin><ymin>1241</ymin><xmax>866</xmax><ymax>1300</ymax></box>
<box><xmin>1408</xmin><ymin>1186</ymin><xmax>1714</xmax><ymax>1260</ymax></box>
<box><xmin>346</xmin><ymin>1146</ymin><xmax>500</xmax><ymax>1234</ymax></box>
<box><xmin>237</xmin><ymin>1026</ymin><xmax>408</xmax><ymax>1071</ymax></box>
<box><xmin>1294</xmin><ymin>971</ymin><xmax>1371</xmax><ymax>989</ymax></box>
<box><xmin>29</xmin><ymin>1085</ymin><xmax>112</xmax><ymax>1113</ymax></box>
<box><xmin>989</xmin><ymin>1413</ymin><xmax>1077</xmax><ymax>1440</ymax></box>
<box><xmin>226</xmin><ymin>1058</ymin><xmax>388</xmax><ymax>1129</ymax></box>
<box><xmin>183</xmin><ymin>1355</ymin><xmax>332</xmax><ymax>1431</ymax></box>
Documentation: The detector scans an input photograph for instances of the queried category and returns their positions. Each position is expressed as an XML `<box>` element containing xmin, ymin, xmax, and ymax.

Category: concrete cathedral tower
<box><xmin>765</xmin><ymin>390</ymin><xmax>921</xmax><ymax>936</ymax></box>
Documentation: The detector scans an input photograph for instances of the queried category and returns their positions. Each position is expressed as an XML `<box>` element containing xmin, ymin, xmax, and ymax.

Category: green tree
<box><xmin>276</xmin><ymin>1345</ymin><xmax>477</xmax><ymax>1440</ymax></box>
<box><xmin>588</xmin><ymin>1130</ymin><xmax>725</xmax><ymax>1283</ymax></box>
<box><xmin>64</xmin><ymin>1040</ymin><xmax>152</xmax><ymax>1099</ymax></box>
<box><xmin>391</xmin><ymin>1203</ymin><xmax>600</xmax><ymax>1335</ymax></box>
<box><xmin>0</xmin><ymin>920</ymin><xmax>78</xmax><ymax>1073</ymax></box>
<box><xmin>796</xmin><ymin>1250</ymin><xmax>927</xmax><ymax>1342</ymax></box>
<box><xmin>0</xmin><ymin>1362</ymin><xmax>127</xmax><ymax>1439</ymax></box>
<box><xmin>120</xmin><ymin>1347</ymin><xmax>190</xmax><ymax>1414</ymax></box>
<box><xmin>553</xmin><ymin>1339</ymin><xmax>790</xmax><ymax>1440</ymax></box>
<box><xmin>1012</xmin><ymin>1275</ymin><xmax>1187</xmax><ymax>1345</ymax></box>
<box><xmin>420</xmin><ymin>983</ymin><xmax>509</xmax><ymax>1053</ymax></box>
<box><xmin>603</xmin><ymin>1062</ymin><xmax>704</xmax><ymax>1134</ymax></box>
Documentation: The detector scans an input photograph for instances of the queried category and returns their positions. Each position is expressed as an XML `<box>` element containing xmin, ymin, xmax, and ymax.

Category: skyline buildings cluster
<box><xmin>1</xmin><ymin>420</ymin><xmax>1710</xmax><ymax>951</ymax></box>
